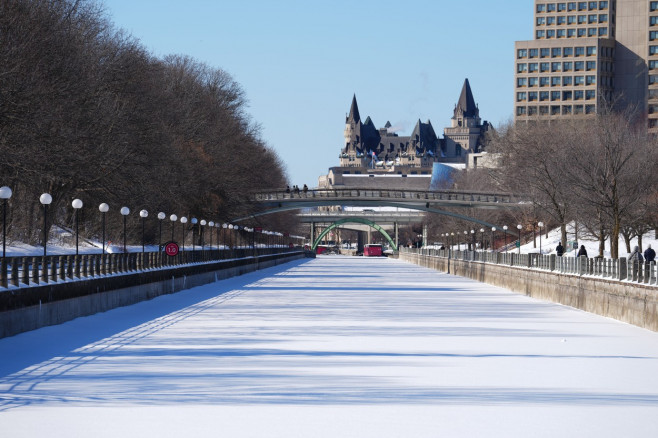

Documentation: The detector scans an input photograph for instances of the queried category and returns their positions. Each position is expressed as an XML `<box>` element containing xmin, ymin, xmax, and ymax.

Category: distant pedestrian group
<box><xmin>555</xmin><ymin>242</ymin><xmax>584</xmax><ymax>257</ymax></box>
<box><xmin>556</xmin><ymin>241</ymin><xmax>657</xmax><ymax>262</ymax></box>
<box><xmin>627</xmin><ymin>244</ymin><xmax>657</xmax><ymax>265</ymax></box>
<box><xmin>286</xmin><ymin>184</ymin><xmax>309</xmax><ymax>196</ymax></box>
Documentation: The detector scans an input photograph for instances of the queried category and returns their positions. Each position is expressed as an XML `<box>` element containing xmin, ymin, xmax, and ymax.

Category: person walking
<box><xmin>629</xmin><ymin>245</ymin><xmax>645</xmax><ymax>279</ymax></box>
<box><xmin>556</xmin><ymin>242</ymin><xmax>564</xmax><ymax>257</ymax></box>
<box><xmin>629</xmin><ymin>245</ymin><xmax>644</xmax><ymax>264</ymax></box>
<box><xmin>644</xmin><ymin>244</ymin><xmax>656</xmax><ymax>263</ymax></box>
<box><xmin>577</xmin><ymin>244</ymin><xmax>588</xmax><ymax>258</ymax></box>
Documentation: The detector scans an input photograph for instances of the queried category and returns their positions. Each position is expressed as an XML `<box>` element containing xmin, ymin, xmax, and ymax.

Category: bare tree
<box><xmin>0</xmin><ymin>0</ymin><xmax>293</xmax><ymax>245</ymax></box>
<box><xmin>491</xmin><ymin>121</ymin><xmax>576</xmax><ymax>247</ymax></box>
<box><xmin>567</xmin><ymin>105</ymin><xmax>658</xmax><ymax>258</ymax></box>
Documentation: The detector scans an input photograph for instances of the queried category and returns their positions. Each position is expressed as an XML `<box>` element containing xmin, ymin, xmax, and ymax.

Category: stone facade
<box><xmin>320</xmin><ymin>79</ymin><xmax>491</xmax><ymax>189</ymax></box>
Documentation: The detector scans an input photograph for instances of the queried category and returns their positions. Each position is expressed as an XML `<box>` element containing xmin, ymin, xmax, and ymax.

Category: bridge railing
<box><xmin>0</xmin><ymin>247</ymin><xmax>300</xmax><ymax>290</ymax></box>
<box><xmin>299</xmin><ymin>211</ymin><xmax>423</xmax><ymax>217</ymax></box>
<box><xmin>254</xmin><ymin>188</ymin><xmax>517</xmax><ymax>204</ymax></box>
<box><xmin>403</xmin><ymin>247</ymin><xmax>655</xmax><ymax>285</ymax></box>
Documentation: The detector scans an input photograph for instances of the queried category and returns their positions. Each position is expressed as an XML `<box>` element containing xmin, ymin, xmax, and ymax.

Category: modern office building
<box><xmin>515</xmin><ymin>1</ymin><xmax>658</xmax><ymax>131</ymax></box>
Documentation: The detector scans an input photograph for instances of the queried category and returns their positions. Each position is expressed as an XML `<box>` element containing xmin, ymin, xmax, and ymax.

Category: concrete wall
<box><xmin>0</xmin><ymin>252</ymin><xmax>304</xmax><ymax>338</ymax></box>
<box><xmin>399</xmin><ymin>251</ymin><xmax>658</xmax><ymax>332</ymax></box>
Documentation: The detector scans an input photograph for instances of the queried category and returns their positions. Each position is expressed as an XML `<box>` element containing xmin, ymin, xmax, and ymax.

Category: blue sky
<box><xmin>103</xmin><ymin>0</ymin><xmax>533</xmax><ymax>187</ymax></box>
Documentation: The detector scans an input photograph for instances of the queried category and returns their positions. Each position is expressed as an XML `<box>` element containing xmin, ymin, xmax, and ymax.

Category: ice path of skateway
<box><xmin>1</xmin><ymin>256</ymin><xmax>658</xmax><ymax>437</ymax></box>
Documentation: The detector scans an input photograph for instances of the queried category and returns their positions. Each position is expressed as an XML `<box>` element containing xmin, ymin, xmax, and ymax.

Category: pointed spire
<box><xmin>347</xmin><ymin>94</ymin><xmax>361</xmax><ymax>123</ymax></box>
<box><xmin>455</xmin><ymin>78</ymin><xmax>478</xmax><ymax>118</ymax></box>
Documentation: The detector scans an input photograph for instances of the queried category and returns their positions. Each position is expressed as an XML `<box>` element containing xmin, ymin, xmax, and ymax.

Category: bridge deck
<box><xmin>1</xmin><ymin>256</ymin><xmax>657</xmax><ymax>436</ymax></box>
<box><xmin>298</xmin><ymin>210</ymin><xmax>424</xmax><ymax>224</ymax></box>
<box><xmin>254</xmin><ymin>188</ymin><xmax>518</xmax><ymax>209</ymax></box>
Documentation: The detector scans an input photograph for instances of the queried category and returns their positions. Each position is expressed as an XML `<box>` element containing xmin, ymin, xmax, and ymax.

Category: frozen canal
<box><xmin>1</xmin><ymin>256</ymin><xmax>658</xmax><ymax>437</ymax></box>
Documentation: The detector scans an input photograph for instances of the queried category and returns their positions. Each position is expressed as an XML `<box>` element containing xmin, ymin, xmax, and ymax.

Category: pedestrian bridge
<box><xmin>242</xmin><ymin>188</ymin><xmax>523</xmax><ymax>240</ymax></box>
<box><xmin>297</xmin><ymin>210</ymin><xmax>424</xmax><ymax>225</ymax></box>
<box><xmin>252</xmin><ymin>188</ymin><xmax>519</xmax><ymax>211</ymax></box>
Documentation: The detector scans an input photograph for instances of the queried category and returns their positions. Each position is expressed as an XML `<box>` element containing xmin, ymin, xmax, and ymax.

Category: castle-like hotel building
<box><xmin>319</xmin><ymin>79</ymin><xmax>491</xmax><ymax>190</ymax></box>
<box><xmin>515</xmin><ymin>1</ymin><xmax>658</xmax><ymax>131</ymax></box>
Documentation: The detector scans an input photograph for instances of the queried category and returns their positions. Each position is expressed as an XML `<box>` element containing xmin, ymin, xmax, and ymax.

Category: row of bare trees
<box><xmin>0</xmin><ymin>0</ymin><xmax>294</xmax><ymax>248</ymax></box>
<box><xmin>425</xmin><ymin>103</ymin><xmax>658</xmax><ymax>259</ymax></box>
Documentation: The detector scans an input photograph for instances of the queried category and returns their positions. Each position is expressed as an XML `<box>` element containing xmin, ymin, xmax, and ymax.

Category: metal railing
<box><xmin>402</xmin><ymin>247</ymin><xmax>657</xmax><ymax>285</ymax></box>
<box><xmin>0</xmin><ymin>247</ymin><xmax>299</xmax><ymax>290</ymax></box>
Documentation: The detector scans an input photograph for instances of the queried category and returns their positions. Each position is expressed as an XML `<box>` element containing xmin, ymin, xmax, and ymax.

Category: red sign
<box><xmin>164</xmin><ymin>241</ymin><xmax>179</xmax><ymax>256</ymax></box>
<box><xmin>254</xmin><ymin>227</ymin><xmax>263</xmax><ymax>233</ymax></box>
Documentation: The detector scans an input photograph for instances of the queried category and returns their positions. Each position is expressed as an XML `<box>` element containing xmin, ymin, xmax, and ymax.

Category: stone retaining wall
<box><xmin>0</xmin><ymin>252</ymin><xmax>304</xmax><ymax>338</ymax></box>
<box><xmin>399</xmin><ymin>251</ymin><xmax>658</xmax><ymax>332</ymax></box>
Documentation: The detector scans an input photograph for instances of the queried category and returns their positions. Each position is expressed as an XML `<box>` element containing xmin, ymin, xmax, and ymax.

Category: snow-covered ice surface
<box><xmin>1</xmin><ymin>255</ymin><xmax>658</xmax><ymax>437</ymax></box>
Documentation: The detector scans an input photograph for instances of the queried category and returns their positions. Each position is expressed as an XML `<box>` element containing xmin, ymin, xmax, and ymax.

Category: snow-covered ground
<box><xmin>513</xmin><ymin>222</ymin><xmax>655</xmax><ymax>258</ymax></box>
<box><xmin>1</xmin><ymin>256</ymin><xmax>658</xmax><ymax>437</ymax></box>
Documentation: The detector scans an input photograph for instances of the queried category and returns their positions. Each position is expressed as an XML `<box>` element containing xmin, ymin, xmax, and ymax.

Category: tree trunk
<box><xmin>599</xmin><ymin>224</ymin><xmax>605</xmax><ymax>258</ymax></box>
<box><xmin>610</xmin><ymin>220</ymin><xmax>620</xmax><ymax>259</ymax></box>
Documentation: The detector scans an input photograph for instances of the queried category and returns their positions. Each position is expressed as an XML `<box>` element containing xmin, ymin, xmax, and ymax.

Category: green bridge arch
<box><xmin>313</xmin><ymin>218</ymin><xmax>397</xmax><ymax>251</ymax></box>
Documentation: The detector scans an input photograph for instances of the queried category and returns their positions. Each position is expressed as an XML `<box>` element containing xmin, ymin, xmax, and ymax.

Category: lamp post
<box><xmin>40</xmin><ymin>193</ymin><xmax>52</xmax><ymax>257</ymax></box>
<box><xmin>209</xmin><ymin>222</ymin><xmax>215</xmax><ymax>250</ymax></box>
<box><xmin>180</xmin><ymin>217</ymin><xmax>188</xmax><ymax>251</ymax></box>
<box><xmin>228</xmin><ymin>224</ymin><xmax>234</xmax><ymax>249</ymax></box>
<box><xmin>72</xmin><ymin>199</ymin><xmax>83</xmax><ymax>255</ymax></box>
<box><xmin>517</xmin><ymin>224</ymin><xmax>523</xmax><ymax>254</ymax></box>
<box><xmin>450</xmin><ymin>232</ymin><xmax>454</xmax><ymax>251</ymax></box>
<box><xmin>470</xmin><ymin>229</ymin><xmax>475</xmax><ymax>251</ymax></box>
<box><xmin>200</xmin><ymin>220</ymin><xmax>207</xmax><ymax>252</ymax></box>
<box><xmin>169</xmin><ymin>214</ymin><xmax>177</xmax><ymax>241</ymax></box>
<box><xmin>463</xmin><ymin>231</ymin><xmax>467</xmax><ymax>251</ymax></box>
<box><xmin>248</xmin><ymin>226</ymin><xmax>255</xmax><ymax>256</ymax></box>
<box><xmin>191</xmin><ymin>218</ymin><xmax>198</xmax><ymax>251</ymax></box>
<box><xmin>120</xmin><ymin>207</ymin><xmax>130</xmax><ymax>253</ymax></box>
<box><xmin>538</xmin><ymin>221</ymin><xmax>544</xmax><ymax>254</ymax></box>
<box><xmin>503</xmin><ymin>225</ymin><xmax>508</xmax><ymax>250</ymax></box>
<box><xmin>479</xmin><ymin>228</ymin><xmax>485</xmax><ymax>251</ymax></box>
<box><xmin>157</xmin><ymin>212</ymin><xmax>165</xmax><ymax>251</ymax></box>
<box><xmin>139</xmin><ymin>210</ymin><xmax>148</xmax><ymax>253</ymax></box>
<box><xmin>222</xmin><ymin>223</ymin><xmax>228</xmax><ymax>249</ymax></box>
<box><xmin>99</xmin><ymin>203</ymin><xmax>109</xmax><ymax>254</ymax></box>
<box><xmin>0</xmin><ymin>186</ymin><xmax>12</xmax><ymax>258</ymax></box>
<box><xmin>491</xmin><ymin>227</ymin><xmax>496</xmax><ymax>251</ymax></box>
